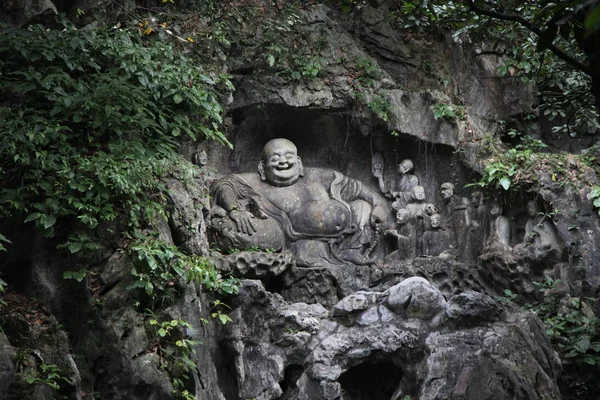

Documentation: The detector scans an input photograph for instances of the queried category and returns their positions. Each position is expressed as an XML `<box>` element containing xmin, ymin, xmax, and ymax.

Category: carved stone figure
<box><xmin>392</xmin><ymin>159</ymin><xmax>419</xmax><ymax>198</ymax></box>
<box><xmin>405</xmin><ymin>186</ymin><xmax>431</xmax><ymax>219</ymax></box>
<box><xmin>371</xmin><ymin>152</ymin><xmax>385</xmax><ymax>193</ymax></box>
<box><xmin>487</xmin><ymin>202</ymin><xmax>510</xmax><ymax>249</ymax></box>
<box><xmin>440</xmin><ymin>182</ymin><xmax>473</xmax><ymax>262</ymax></box>
<box><xmin>514</xmin><ymin>200</ymin><xmax>563</xmax><ymax>263</ymax></box>
<box><xmin>467</xmin><ymin>191</ymin><xmax>490</xmax><ymax>259</ymax></box>
<box><xmin>404</xmin><ymin>186</ymin><xmax>435</xmax><ymax>256</ymax></box>
<box><xmin>420</xmin><ymin>213</ymin><xmax>453</xmax><ymax>259</ymax></box>
<box><xmin>372</xmin><ymin>157</ymin><xmax>418</xmax><ymax>201</ymax></box>
<box><xmin>385</xmin><ymin>208</ymin><xmax>416</xmax><ymax>262</ymax></box>
<box><xmin>209</xmin><ymin>139</ymin><xmax>390</xmax><ymax>266</ymax></box>
<box><xmin>193</xmin><ymin>149</ymin><xmax>208</xmax><ymax>167</ymax></box>
<box><xmin>470</xmin><ymin>191</ymin><xmax>490</xmax><ymax>242</ymax></box>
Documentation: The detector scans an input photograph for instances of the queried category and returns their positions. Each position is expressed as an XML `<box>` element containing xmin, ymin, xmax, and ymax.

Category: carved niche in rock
<box><xmin>514</xmin><ymin>200</ymin><xmax>563</xmax><ymax>264</ymax></box>
<box><xmin>209</xmin><ymin>138</ymin><xmax>391</xmax><ymax>267</ymax></box>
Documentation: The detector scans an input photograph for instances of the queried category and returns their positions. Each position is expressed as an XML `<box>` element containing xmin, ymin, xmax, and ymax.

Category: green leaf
<box><xmin>588</xmin><ymin>186</ymin><xmax>600</xmax><ymax>199</ymax></box>
<box><xmin>157</xmin><ymin>327</ymin><xmax>167</xmax><ymax>337</ymax></box>
<box><xmin>144</xmin><ymin>281</ymin><xmax>154</xmax><ymax>295</ymax></box>
<box><xmin>42</xmin><ymin>214</ymin><xmax>57</xmax><ymax>229</ymax></box>
<box><xmin>575</xmin><ymin>336</ymin><xmax>591</xmax><ymax>353</ymax></box>
<box><xmin>218</xmin><ymin>313</ymin><xmax>232</xmax><ymax>325</ymax></box>
<box><xmin>173</xmin><ymin>93</ymin><xmax>184</xmax><ymax>104</ymax></box>
<box><xmin>0</xmin><ymin>233</ymin><xmax>11</xmax><ymax>245</ymax></box>
<box><xmin>63</xmin><ymin>270</ymin><xmax>88</xmax><ymax>282</ymax></box>
<box><xmin>24</xmin><ymin>212</ymin><xmax>42</xmax><ymax>224</ymax></box>
<box><xmin>68</xmin><ymin>242</ymin><xmax>83</xmax><ymax>253</ymax></box>
<box><xmin>499</xmin><ymin>177</ymin><xmax>511</xmax><ymax>191</ymax></box>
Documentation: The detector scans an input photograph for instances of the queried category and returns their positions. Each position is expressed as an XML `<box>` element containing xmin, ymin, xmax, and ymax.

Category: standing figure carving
<box><xmin>209</xmin><ymin>139</ymin><xmax>390</xmax><ymax>266</ymax></box>
<box><xmin>468</xmin><ymin>191</ymin><xmax>490</xmax><ymax>259</ymax></box>
<box><xmin>440</xmin><ymin>182</ymin><xmax>473</xmax><ymax>262</ymax></box>
<box><xmin>404</xmin><ymin>186</ymin><xmax>435</xmax><ymax>256</ymax></box>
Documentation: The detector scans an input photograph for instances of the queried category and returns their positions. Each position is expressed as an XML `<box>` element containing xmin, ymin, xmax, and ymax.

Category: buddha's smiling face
<box><xmin>259</xmin><ymin>139</ymin><xmax>303</xmax><ymax>187</ymax></box>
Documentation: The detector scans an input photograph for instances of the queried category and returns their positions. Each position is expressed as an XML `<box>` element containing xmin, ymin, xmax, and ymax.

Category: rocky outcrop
<box><xmin>220</xmin><ymin>277</ymin><xmax>561</xmax><ymax>400</ymax></box>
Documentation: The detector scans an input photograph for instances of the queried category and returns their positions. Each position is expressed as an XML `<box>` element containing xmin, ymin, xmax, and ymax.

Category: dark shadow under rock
<box><xmin>338</xmin><ymin>359</ymin><xmax>402</xmax><ymax>400</ymax></box>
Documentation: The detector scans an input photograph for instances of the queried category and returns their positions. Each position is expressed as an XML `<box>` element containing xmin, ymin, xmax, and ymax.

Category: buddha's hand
<box><xmin>229</xmin><ymin>210</ymin><xmax>257</xmax><ymax>235</ymax></box>
<box><xmin>370</xmin><ymin>203</ymin><xmax>389</xmax><ymax>229</ymax></box>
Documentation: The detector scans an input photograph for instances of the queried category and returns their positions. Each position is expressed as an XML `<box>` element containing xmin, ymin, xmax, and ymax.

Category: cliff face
<box><xmin>1</xmin><ymin>1</ymin><xmax>599</xmax><ymax>399</ymax></box>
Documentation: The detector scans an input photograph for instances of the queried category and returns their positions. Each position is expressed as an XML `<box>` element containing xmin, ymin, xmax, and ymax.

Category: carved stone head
<box><xmin>490</xmin><ymin>202</ymin><xmax>503</xmax><ymax>216</ymax></box>
<box><xmin>471</xmin><ymin>191</ymin><xmax>483</xmax><ymax>207</ymax></box>
<box><xmin>440</xmin><ymin>182</ymin><xmax>455</xmax><ymax>200</ymax></box>
<box><xmin>193</xmin><ymin>149</ymin><xmax>208</xmax><ymax>166</ymax></box>
<box><xmin>430</xmin><ymin>213</ymin><xmax>441</xmax><ymax>229</ymax></box>
<box><xmin>412</xmin><ymin>185</ymin><xmax>426</xmax><ymax>202</ymax></box>
<box><xmin>396</xmin><ymin>208</ymin><xmax>410</xmax><ymax>225</ymax></box>
<box><xmin>398</xmin><ymin>159</ymin><xmax>414</xmax><ymax>174</ymax></box>
<box><xmin>425</xmin><ymin>203</ymin><xmax>438</xmax><ymax>216</ymax></box>
<box><xmin>526</xmin><ymin>200</ymin><xmax>539</xmax><ymax>217</ymax></box>
<box><xmin>258</xmin><ymin>138</ymin><xmax>304</xmax><ymax>187</ymax></box>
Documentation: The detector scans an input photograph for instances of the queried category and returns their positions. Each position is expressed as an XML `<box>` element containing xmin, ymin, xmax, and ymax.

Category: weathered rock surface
<box><xmin>220</xmin><ymin>278</ymin><xmax>561</xmax><ymax>400</ymax></box>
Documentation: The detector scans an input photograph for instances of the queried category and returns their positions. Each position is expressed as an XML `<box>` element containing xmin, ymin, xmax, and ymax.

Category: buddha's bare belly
<box><xmin>288</xmin><ymin>199</ymin><xmax>351</xmax><ymax>235</ymax></box>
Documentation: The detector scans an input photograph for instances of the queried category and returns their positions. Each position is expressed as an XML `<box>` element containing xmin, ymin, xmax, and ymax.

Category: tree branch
<box><xmin>466</xmin><ymin>0</ymin><xmax>593</xmax><ymax>76</ymax></box>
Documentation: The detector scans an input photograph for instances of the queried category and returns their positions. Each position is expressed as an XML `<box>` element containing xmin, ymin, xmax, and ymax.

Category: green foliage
<box><xmin>21</xmin><ymin>362</ymin><xmax>68</xmax><ymax>391</ymax></box>
<box><xmin>468</xmin><ymin>133</ymin><xmax>555</xmax><ymax>191</ymax></box>
<box><xmin>195</xmin><ymin>2</ymin><xmax>326</xmax><ymax>82</ymax></box>
<box><xmin>432</xmin><ymin>102</ymin><xmax>466</xmax><ymax>122</ymax></box>
<box><xmin>144</xmin><ymin>309</ymin><xmax>201</xmax><ymax>399</ymax></box>
<box><xmin>499</xmin><ymin>278</ymin><xmax>600</xmax><ymax>399</ymax></box>
<box><xmin>262</xmin><ymin>13</ymin><xmax>329</xmax><ymax>80</ymax></box>
<box><xmin>128</xmin><ymin>232</ymin><xmax>240</xmax><ymax>308</ymax></box>
<box><xmin>0</xmin><ymin>233</ymin><xmax>11</xmax><ymax>253</ymax></box>
<box><xmin>367</xmin><ymin>94</ymin><xmax>394</xmax><ymax>122</ymax></box>
<box><xmin>145</xmin><ymin>301</ymin><xmax>233</xmax><ymax>399</ymax></box>
<box><xmin>526</xmin><ymin>279</ymin><xmax>600</xmax><ymax>399</ymax></box>
<box><xmin>148</xmin><ymin>314</ymin><xmax>191</xmax><ymax>339</ymax></box>
<box><xmin>0</xmin><ymin>20</ymin><xmax>231</xmax><ymax>246</ymax></box>
<box><xmin>496</xmin><ymin>288</ymin><xmax>519</xmax><ymax>305</ymax></box>
<box><xmin>353</xmin><ymin>91</ymin><xmax>394</xmax><ymax>122</ymax></box>
<box><xmin>346</xmin><ymin>0</ymin><xmax>600</xmax><ymax>138</ymax></box>
<box><xmin>587</xmin><ymin>186</ymin><xmax>600</xmax><ymax>216</ymax></box>
<box><xmin>62</xmin><ymin>270</ymin><xmax>89</xmax><ymax>283</ymax></box>
<box><xmin>186</xmin><ymin>257</ymin><xmax>241</xmax><ymax>296</ymax></box>
<box><xmin>0</xmin><ymin>277</ymin><xmax>7</xmax><ymax>309</ymax></box>
<box><xmin>354</xmin><ymin>56</ymin><xmax>383</xmax><ymax>87</ymax></box>
<box><xmin>209</xmin><ymin>299</ymin><xmax>233</xmax><ymax>325</ymax></box>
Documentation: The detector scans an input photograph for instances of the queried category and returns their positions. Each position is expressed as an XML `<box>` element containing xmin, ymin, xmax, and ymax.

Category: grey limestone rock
<box><xmin>226</xmin><ymin>251</ymin><xmax>294</xmax><ymax>278</ymax></box>
<box><xmin>445</xmin><ymin>290</ymin><xmax>507</xmax><ymax>328</ymax></box>
<box><xmin>419</xmin><ymin>313</ymin><xmax>562</xmax><ymax>400</ymax></box>
<box><xmin>0</xmin><ymin>333</ymin><xmax>15</xmax><ymax>399</ymax></box>
<box><xmin>220</xmin><ymin>275</ymin><xmax>561</xmax><ymax>400</ymax></box>
<box><xmin>385</xmin><ymin>276</ymin><xmax>447</xmax><ymax>321</ymax></box>
<box><xmin>330</xmin><ymin>291</ymin><xmax>379</xmax><ymax>317</ymax></box>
